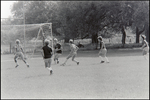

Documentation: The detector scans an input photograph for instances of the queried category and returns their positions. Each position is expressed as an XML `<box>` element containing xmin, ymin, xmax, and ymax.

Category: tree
<box><xmin>131</xmin><ymin>1</ymin><xmax>149</xmax><ymax>43</ymax></box>
<box><xmin>10</xmin><ymin>1</ymin><xmax>149</xmax><ymax>44</ymax></box>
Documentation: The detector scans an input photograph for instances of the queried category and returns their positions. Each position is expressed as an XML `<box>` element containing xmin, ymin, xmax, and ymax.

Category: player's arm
<box><xmin>20</xmin><ymin>47</ymin><xmax>24</xmax><ymax>53</ymax></box>
<box><xmin>50</xmin><ymin>48</ymin><xmax>53</xmax><ymax>56</ymax></box>
<box><xmin>76</xmin><ymin>45</ymin><xmax>79</xmax><ymax>51</ymax></box>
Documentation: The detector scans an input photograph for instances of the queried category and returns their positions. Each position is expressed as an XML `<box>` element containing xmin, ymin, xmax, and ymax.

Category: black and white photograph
<box><xmin>1</xmin><ymin>1</ymin><xmax>149</xmax><ymax>99</ymax></box>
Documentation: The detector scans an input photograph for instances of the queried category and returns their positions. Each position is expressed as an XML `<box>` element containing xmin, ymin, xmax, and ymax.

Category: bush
<box><xmin>106</xmin><ymin>43</ymin><xmax>142</xmax><ymax>49</ymax></box>
<box><xmin>2</xmin><ymin>50</ymin><xmax>11</xmax><ymax>54</ymax></box>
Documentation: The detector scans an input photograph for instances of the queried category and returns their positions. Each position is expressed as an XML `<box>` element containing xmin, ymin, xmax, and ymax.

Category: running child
<box><xmin>14</xmin><ymin>39</ymin><xmax>29</xmax><ymax>68</ymax></box>
<box><xmin>41</xmin><ymin>39</ymin><xmax>53</xmax><ymax>75</ymax></box>
<box><xmin>61</xmin><ymin>39</ymin><xmax>79</xmax><ymax>66</ymax></box>
<box><xmin>54</xmin><ymin>38</ymin><xmax>62</xmax><ymax>64</ymax></box>
<box><xmin>97</xmin><ymin>36</ymin><xmax>109</xmax><ymax>63</ymax></box>
<box><xmin>141</xmin><ymin>35</ymin><xmax>149</xmax><ymax>60</ymax></box>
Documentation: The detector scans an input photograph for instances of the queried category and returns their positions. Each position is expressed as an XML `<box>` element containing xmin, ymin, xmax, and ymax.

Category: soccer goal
<box><xmin>1</xmin><ymin>23</ymin><xmax>53</xmax><ymax>58</ymax></box>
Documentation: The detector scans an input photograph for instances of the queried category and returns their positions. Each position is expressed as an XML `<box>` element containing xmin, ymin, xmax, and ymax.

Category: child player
<box><xmin>141</xmin><ymin>35</ymin><xmax>149</xmax><ymax>60</ymax></box>
<box><xmin>97</xmin><ymin>36</ymin><xmax>109</xmax><ymax>63</ymax></box>
<box><xmin>54</xmin><ymin>38</ymin><xmax>62</xmax><ymax>64</ymax></box>
<box><xmin>41</xmin><ymin>39</ymin><xmax>53</xmax><ymax>75</ymax></box>
<box><xmin>61</xmin><ymin>39</ymin><xmax>79</xmax><ymax>66</ymax></box>
<box><xmin>14</xmin><ymin>39</ymin><xmax>29</xmax><ymax>68</ymax></box>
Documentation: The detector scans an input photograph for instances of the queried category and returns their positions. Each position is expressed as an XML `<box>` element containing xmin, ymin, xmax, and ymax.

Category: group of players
<box><xmin>13</xmin><ymin>35</ymin><xmax>149</xmax><ymax>75</ymax></box>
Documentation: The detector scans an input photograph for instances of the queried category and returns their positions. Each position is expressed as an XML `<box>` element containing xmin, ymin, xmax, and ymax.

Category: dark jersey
<box><xmin>54</xmin><ymin>43</ymin><xmax>62</xmax><ymax>53</ymax></box>
<box><xmin>42</xmin><ymin>45</ymin><xmax>52</xmax><ymax>59</ymax></box>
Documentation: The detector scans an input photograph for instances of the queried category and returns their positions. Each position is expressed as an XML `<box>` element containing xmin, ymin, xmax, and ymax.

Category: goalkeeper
<box><xmin>14</xmin><ymin>39</ymin><xmax>29</xmax><ymax>68</ymax></box>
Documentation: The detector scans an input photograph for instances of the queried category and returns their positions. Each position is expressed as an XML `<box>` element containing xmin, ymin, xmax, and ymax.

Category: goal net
<box><xmin>1</xmin><ymin>23</ymin><xmax>53</xmax><ymax>58</ymax></box>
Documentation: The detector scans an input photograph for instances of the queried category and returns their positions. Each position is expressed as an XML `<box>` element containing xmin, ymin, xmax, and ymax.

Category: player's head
<box><xmin>141</xmin><ymin>35</ymin><xmax>146</xmax><ymax>40</ymax></box>
<box><xmin>69</xmin><ymin>39</ymin><xmax>73</xmax><ymax>44</ymax></box>
<box><xmin>97</xmin><ymin>36</ymin><xmax>102</xmax><ymax>41</ymax></box>
<box><xmin>15</xmin><ymin>39</ymin><xmax>20</xmax><ymax>44</ymax></box>
<box><xmin>54</xmin><ymin>38</ymin><xmax>58</xmax><ymax>42</ymax></box>
<box><xmin>44</xmin><ymin>39</ymin><xmax>50</xmax><ymax>46</ymax></box>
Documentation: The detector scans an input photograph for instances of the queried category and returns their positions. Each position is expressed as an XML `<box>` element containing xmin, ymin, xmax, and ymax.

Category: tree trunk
<box><xmin>136</xmin><ymin>25</ymin><xmax>145</xmax><ymax>43</ymax></box>
<box><xmin>136</xmin><ymin>33</ymin><xmax>140</xmax><ymax>43</ymax></box>
<box><xmin>136</xmin><ymin>27</ymin><xmax>140</xmax><ymax>43</ymax></box>
<box><xmin>10</xmin><ymin>42</ymin><xmax>12</xmax><ymax>53</ymax></box>
<box><xmin>92</xmin><ymin>32</ymin><xmax>98</xmax><ymax>49</ymax></box>
<box><xmin>121</xmin><ymin>26</ymin><xmax>126</xmax><ymax>46</ymax></box>
<box><xmin>145</xmin><ymin>25</ymin><xmax>149</xmax><ymax>43</ymax></box>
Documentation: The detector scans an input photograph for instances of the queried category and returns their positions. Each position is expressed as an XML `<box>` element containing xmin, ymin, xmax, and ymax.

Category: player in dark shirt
<box><xmin>41</xmin><ymin>39</ymin><xmax>53</xmax><ymax>75</ymax></box>
<box><xmin>54</xmin><ymin>38</ymin><xmax>62</xmax><ymax>64</ymax></box>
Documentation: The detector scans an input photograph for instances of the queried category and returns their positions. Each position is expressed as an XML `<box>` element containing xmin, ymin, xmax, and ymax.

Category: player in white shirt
<box><xmin>97</xmin><ymin>36</ymin><xmax>109</xmax><ymax>63</ymax></box>
<box><xmin>14</xmin><ymin>39</ymin><xmax>29</xmax><ymax>68</ymax></box>
<box><xmin>61</xmin><ymin>39</ymin><xmax>79</xmax><ymax>66</ymax></box>
<box><xmin>141</xmin><ymin>35</ymin><xmax>149</xmax><ymax>60</ymax></box>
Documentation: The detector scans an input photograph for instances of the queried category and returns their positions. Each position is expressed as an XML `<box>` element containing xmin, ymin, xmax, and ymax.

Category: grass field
<box><xmin>1</xmin><ymin>48</ymin><xmax>149</xmax><ymax>99</ymax></box>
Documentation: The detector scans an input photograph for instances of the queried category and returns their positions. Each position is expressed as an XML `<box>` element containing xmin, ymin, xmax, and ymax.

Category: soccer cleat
<box><xmin>77</xmin><ymin>62</ymin><xmax>79</xmax><ymax>65</ymax></box>
<box><xmin>50</xmin><ymin>70</ymin><xmax>53</xmax><ymax>75</ymax></box>
<box><xmin>101</xmin><ymin>61</ymin><xmax>105</xmax><ymax>63</ymax></box>
<box><xmin>15</xmin><ymin>65</ymin><xmax>19</xmax><ymax>68</ymax></box>
<box><xmin>27</xmin><ymin>64</ymin><xmax>29</xmax><ymax>67</ymax></box>
<box><xmin>57</xmin><ymin>61</ymin><xmax>59</xmax><ymax>64</ymax></box>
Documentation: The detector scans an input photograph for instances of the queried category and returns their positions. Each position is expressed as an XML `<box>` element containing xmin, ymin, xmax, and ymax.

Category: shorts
<box><xmin>44</xmin><ymin>58</ymin><xmax>52</xmax><ymax>67</ymax></box>
<box><xmin>99</xmin><ymin>48</ymin><xmax>107</xmax><ymax>57</ymax></box>
<box><xmin>44</xmin><ymin>58</ymin><xmax>52</xmax><ymax>63</ymax></box>
<box><xmin>54</xmin><ymin>53</ymin><xmax>62</xmax><ymax>57</ymax></box>
<box><xmin>66</xmin><ymin>52</ymin><xmax>77</xmax><ymax>59</ymax></box>
<box><xmin>15</xmin><ymin>52</ymin><xmax>24</xmax><ymax>59</ymax></box>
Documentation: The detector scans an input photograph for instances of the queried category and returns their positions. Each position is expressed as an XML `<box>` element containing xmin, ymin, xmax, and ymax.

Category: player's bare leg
<box><xmin>14</xmin><ymin>56</ymin><xmax>19</xmax><ymax>68</ymax></box>
<box><xmin>61</xmin><ymin>59</ymin><xmax>68</xmax><ymax>66</ymax></box>
<box><xmin>104</xmin><ymin>56</ymin><xmax>109</xmax><ymax>63</ymax></box>
<box><xmin>61</xmin><ymin>54</ymin><xmax>72</xmax><ymax>66</ymax></box>
<box><xmin>54</xmin><ymin>54</ymin><xmax>57</xmax><ymax>64</ymax></box>
<box><xmin>45</xmin><ymin>59</ymin><xmax>53</xmax><ymax>75</ymax></box>
<box><xmin>21</xmin><ymin>56</ymin><xmax>29</xmax><ymax>67</ymax></box>
<box><xmin>54</xmin><ymin>54</ymin><xmax>60</xmax><ymax>64</ymax></box>
<box><xmin>99</xmin><ymin>56</ymin><xmax>105</xmax><ymax>63</ymax></box>
<box><xmin>72</xmin><ymin>55</ymin><xmax>79</xmax><ymax>65</ymax></box>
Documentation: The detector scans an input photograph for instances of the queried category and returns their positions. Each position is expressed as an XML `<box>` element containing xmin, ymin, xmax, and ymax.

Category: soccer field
<box><xmin>1</xmin><ymin>49</ymin><xmax>149</xmax><ymax>99</ymax></box>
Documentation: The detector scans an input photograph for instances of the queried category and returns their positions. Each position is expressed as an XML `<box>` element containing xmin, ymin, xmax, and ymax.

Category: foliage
<box><xmin>1</xmin><ymin>1</ymin><xmax>149</xmax><ymax>45</ymax></box>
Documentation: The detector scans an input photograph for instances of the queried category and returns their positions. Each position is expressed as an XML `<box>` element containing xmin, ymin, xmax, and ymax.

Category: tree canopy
<box><xmin>2</xmin><ymin>1</ymin><xmax>149</xmax><ymax>44</ymax></box>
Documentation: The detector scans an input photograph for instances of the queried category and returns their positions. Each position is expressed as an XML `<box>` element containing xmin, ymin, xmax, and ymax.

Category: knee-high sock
<box><xmin>99</xmin><ymin>56</ymin><xmax>104</xmax><ymax>61</ymax></box>
<box><xmin>47</xmin><ymin>67</ymin><xmax>52</xmax><ymax>71</ymax></box>
<box><xmin>104</xmin><ymin>57</ymin><xmax>109</xmax><ymax>62</ymax></box>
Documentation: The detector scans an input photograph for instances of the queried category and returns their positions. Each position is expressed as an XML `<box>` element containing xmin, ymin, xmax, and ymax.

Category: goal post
<box><xmin>1</xmin><ymin>22</ymin><xmax>53</xmax><ymax>58</ymax></box>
